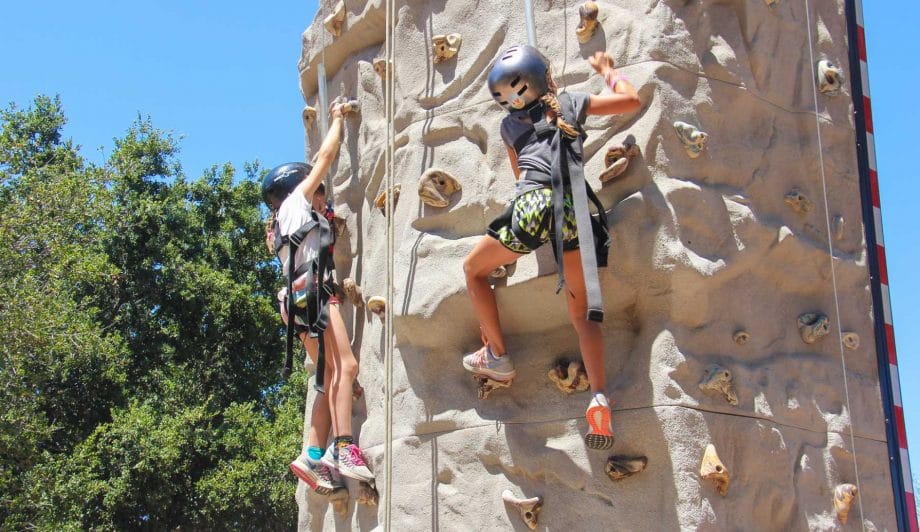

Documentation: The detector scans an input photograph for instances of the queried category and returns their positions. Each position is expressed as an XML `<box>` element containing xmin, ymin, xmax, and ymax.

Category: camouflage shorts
<box><xmin>493</xmin><ymin>187</ymin><xmax>578</xmax><ymax>254</ymax></box>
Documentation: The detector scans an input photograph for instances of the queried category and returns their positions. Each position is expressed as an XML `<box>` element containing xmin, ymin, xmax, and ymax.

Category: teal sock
<box><xmin>307</xmin><ymin>446</ymin><xmax>323</xmax><ymax>461</ymax></box>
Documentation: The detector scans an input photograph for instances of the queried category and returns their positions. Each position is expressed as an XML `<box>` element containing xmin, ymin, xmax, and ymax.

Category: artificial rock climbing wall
<box><xmin>296</xmin><ymin>0</ymin><xmax>898</xmax><ymax>529</ymax></box>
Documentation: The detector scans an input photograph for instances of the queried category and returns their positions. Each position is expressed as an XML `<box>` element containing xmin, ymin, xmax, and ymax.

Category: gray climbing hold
<box><xmin>699</xmin><ymin>364</ymin><xmax>739</xmax><ymax>406</ymax></box>
<box><xmin>502</xmin><ymin>490</ymin><xmax>542</xmax><ymax>530</ymax></box>
<box><xmin>605</xmin><ymin>455</ymin><xmax>648</xmax><ymax>481</ymax></box>
<box><xmin>842</xmin><ymin>332</ymin><xmax>860</xmax><ymax>350</ymax></box>
<box><xmin>673</xmin><ymin>121</ymin><xmax>708</xmax><ymax>158</ymax></box>
<box><xmin>700</xmin><ymin>443</ymin><xmax>730</xmax><ymax>496</ymax></box>
<box><xmin>576</xmin><ymin>2</ymin><xmax>599</xmax><ymax>44</ymax></box>
<box><xmin>548</xmin><ymin>360</ymin><xmax>590</xmax><ymax>394</ymax></box>
<box><xmin>600</xmin><ymin>142</ymin><xmax>640</xmax><ymax>183</ymax></box>
<box><xmin>432</xmin><ymin>34</ymin><xmax>462</xmax><ymax>64</ymax></box>
<box><xmin>817</xmin><ymin>60</ymin><xmax>844</xmax><ymax>95</ymax></box>
<box><xmin>834</xmin><ymin>483</ymin><xmax>858</xmax><ymax>524</ymax></box>
<box><xmin>798</xmin><ymin>313</ymin><xmax>830</xmax><ymax>344</ymax></box>
<box><xmin>733</xmin><ymin>330</ymin><xmax>750</xmax><ymax>346</ymax></box>
<box><xmin>784</xmin><ymin>189</ymin><xmax>814</xmax><ymax>213</ymax></box>
<box><xmin>324</xmin><ymin>1</ymin><xmax>346</xmax><ymax>37</ymax></box>
<box><xmin>418</xmin><ymin>168</ymin><xmax>461</xmax><ymax>208</ymax></box>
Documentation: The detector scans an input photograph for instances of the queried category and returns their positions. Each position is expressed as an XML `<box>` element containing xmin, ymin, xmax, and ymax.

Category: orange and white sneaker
<box><xmin>584</xmin><ymin>394</ymin><xmax>615</xmax><ymax>450</ymax></box>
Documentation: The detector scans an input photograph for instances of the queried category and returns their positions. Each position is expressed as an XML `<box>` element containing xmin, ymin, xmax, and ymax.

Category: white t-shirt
<box><xmin>276</xmin><ymin>189</ymin><xmax>323</xmax><ymax>276</ymax></box>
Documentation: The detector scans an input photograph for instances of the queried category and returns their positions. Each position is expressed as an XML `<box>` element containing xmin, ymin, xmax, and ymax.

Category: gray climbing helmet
<box><xmin>487</xmin><ymin>45</ymin><xmax>550</xmax><ymax>111</ymax></box>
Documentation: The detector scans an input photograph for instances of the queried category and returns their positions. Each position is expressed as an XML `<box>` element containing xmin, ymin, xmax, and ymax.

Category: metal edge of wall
<box><xmin>842</xmin><ymin>0</ymin><xmax>917</xmax><ymax>529</ymax></box>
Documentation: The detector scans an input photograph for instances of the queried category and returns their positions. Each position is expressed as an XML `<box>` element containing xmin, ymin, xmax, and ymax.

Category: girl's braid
<box><xmin>541</xmin><ymin>70</ymin><xmax>580</xmax><ymax>139</ymax></box>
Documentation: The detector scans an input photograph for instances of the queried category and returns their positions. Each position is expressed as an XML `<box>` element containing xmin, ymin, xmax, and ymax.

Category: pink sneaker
<box><xmin>321</xmin><ymin>443</ymin><xmax>375</xmax><ymax>483</ymax></box>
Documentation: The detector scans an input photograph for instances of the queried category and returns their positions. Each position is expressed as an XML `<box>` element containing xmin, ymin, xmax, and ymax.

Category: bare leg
<box><xmin>322</xmin><ymin>303</ymin><xmax>358</xmax><ymax>438</ymax></box>
<box><xmin>562</xmin><ymin>248</ymin><xmax>606</xmax><ymax>393</ymax></box>
<box><xmin>462</xmin><ymin>236</ymin><xmax>524</xmax><ymax>355</ymax></box>
<box><xmin>300</xmin><ymin>331</ymin><xmax>333</xmax><ymax>448</ymax></box>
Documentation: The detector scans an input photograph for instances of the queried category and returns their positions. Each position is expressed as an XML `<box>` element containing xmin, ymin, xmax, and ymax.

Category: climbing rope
<box><xmin>522</xmin><ymin>0</ymin><xmax>537</xmax><ymax>48</ymax></box>
<box><xmin>804</xmin><ymin>1</ymin><xmax>866</xmax><ymax>529</ymax></box>
<box><xmin>383</xmin><ymin>0</ymin><xmax>396</xmax><ymax>528</ymax></box>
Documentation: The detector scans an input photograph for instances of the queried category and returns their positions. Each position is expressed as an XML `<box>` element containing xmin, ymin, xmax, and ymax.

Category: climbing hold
<box><xmin>367</xmin><ymin>296</ymin><xmax>386</xmax><ymax>317</ymax></box>
<box><xmin>605</xmin><ymin>455</ymin><xmax>648</xmax><ymax>481</ymax></box>
<box><xmin>418</xmin><ymin>168</ymin><xmax>461</xmax><ymax>208</ymax></box>
<box><xmin>501</xmin><ymin>490</ymin><xmax>542</xmax><ymax>530</ymax></box>
<box><xmin>700</xmin><ymin>443</ymin><xmax>730</xmax><ymax>496</ymax></box>
<box><xmin>489</xmin><ymin>265</ymin><xmax>507</xmax><ymax>279</ymax></box>
<box><xmin>547</xmin><ymin>360</ymin><xmax>590</xmax><ymax>394</ymax></box>
<box><xmin>600</xmin><ymin>142</ymin><xmax>641</xmax><ymax>183</ymax></box>
<box><xmin>333</xmin><ymin>215</ymin><xmax>348</xmax><ymax>240</ymax></box>
<box><xmin>732</xmin><ymin>330</ymin><xmax>750</xmax><ymax>346</ymax></box>
<box><xmin>352</xmin><ymin>378</ymin><xmax>364</xmax><ymax>401</ymax></box>
<box><xmin>834</xmin><ymin>483</ymin><xmax>858</xmax><ymax>524</ymax></box>
<box><xmin>833</xmin><ymin>215</ymin><xmax>845</xmax><ymax>241</ymax></box>
<box><xmin>341</xmin><ymin>100</ymin><xmax>360</xmax><ymax>115</ymax></box>
<box><xmin>342</xmin><ymin>278</ymin><xmax>365</xmax><ymax>308</ymax></box>
<box><xmin>324</xmin><ymin>0</ymin><xmax>347</xmax><ymax>37</ymax></box>
<box><xmin>474</xmin><ymin>375</ymin><xmax>512</xmax><ymax>399</ymax></box>
<box><xmin>842</xmin><ymin>332</ymin><xmax>860</xmax><ymax>350</ymax></box>
<box><xmin>817</xmin><ymin>60</ymin><xmax>844</xmax><ymax>95</ymax></box>
<box><xmin>374</xmin><ymin>184</ymin><xmax>400</xmax><ymax>215</ymax></box>
<box><xmin>357</xmin><ymin>482</ymin><xmax>379</xmax><ymax>506</ymax></box>
<box><xmin>328</xmin><ymin>487</ymin><xmax>349</xmax><ymax>516</ymax></box>
<box><xmin>673</xmin><ymin>121</ymin><xmax>708</xmax><ymax>158</ymax></box>
<box><xmin>698</xmin><ymin>364</ymin><xmax>739</xmax><ymax>406</ymax></box>
<box><xmin>575</xmin><ymin>2</ymin><xmax>599</xmax><ymax>44</ymax></box>
<box><xmin>764</xmin><ymin>0</ymin><xmax>780</xmax><ymax>5</ymax></box>
<box><xmin>784</xmin><ymin>189</ymin><xmax>814</xmax><ymax>214</ymax></box>
<box><xmin>432</xmin><ymin>34</ymin><xmax>462</xmax><ymax>64</ymax></box>
<box><xmin>302</xmin><ymin>105</ymin><xmax>317</xmax><ymax>129</ymax></box>
<box><xmin>798</xmin><ymin>313</ymin><xmax>830</xmax><ymax>344</ymax></box>
<box><xmin>373</xmin><ymin>58</ymin><xmax>391</xmax><ymax>80</ymax></box>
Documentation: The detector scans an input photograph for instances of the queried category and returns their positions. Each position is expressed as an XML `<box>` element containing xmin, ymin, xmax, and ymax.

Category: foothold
<box><xmin>373</xmin><ymin>58</ymin><xmax>391</xmax><ymax>80</ymax></box>
<box><xmin>833</xmin><ymin>215</ymin><xmax>845</xmax><ymax>241</ymax></box>
<box><xmin>575</xmin><ymin>1</ymin><xmax>599</xmax><ymax>44</ymax></box>
<box><xmin>328</xmin><ymin>487</ymin><xmax>349</xmax><ymax>516</ymax></box>
<box><xmin>784</xmin><ymin>189</ymin><xmax>814</xmax><ymax>213</ymax></box>
<box><xmin>732</xmin><ymin>330</ymin><xmax>750</xmax><ymax>346</ymax></box>
<box><xmin>798</xmin><ymin>313</ymin><xmax>830</xmax><ymax>344</ymax></box>
<box><xmin>834</xmin><ymin>483</ymin><xmax>858</xmax><ymax>524</ymax></box>
<box><xmin>352</xmin><ymin>378</ymin><xmax>364</xmax><ymax>401</ymax></box>
<box><xmin>357</xmin><ymin>482</ymin><xmax>379</xmax><ymax>507</ymax></box>
<box><xmin>547</xmin><ymin>360</ymin><xmax>590</xmax><ymax>394</ymax></box>
<box><xmin>432</xmin><ymin>34</ymin><xmax>462</xmax><ymax>64</ymax></box>
<box><xmin>374</xmin><ymin>184</ymin><xmax>400</xmax><ymax>215</ymax></box>
<box><xmin>842</xmin><ymin>332</ymin><xmax>860</xmax><ymax>350</ymax></box>
<box><xmin>342</xmin><ymin>277</ymin><xmax>365</xmax><ymax>307</ymax></box>
<box><xmin>698</xmin><ymin>364</ymin><xmax>739</xmax><ymax>406</ymax></box>
<box><xmin>418</xmin><ymin>168</ymin><xmax>462</xmax><ymax>208</ymax></box>
<box><xmin>501</xmin><ymin>490</ymin><xmax>542</xmax><ymax>530</ymax></box>
<box><xmin>817</xmin><ymin>60</ymin><xmax>845</xmax><ymax>95</ymax></box>
<box><xmin>489</xmin><ymin>265</ymin><xmax>507</xmax><ymax>279</ymax></box>
<box><xmin>302</xmin><ymin>106</ymin><xmax>317</xmax><ymax>129</ymax></box>
<box><xmin>367</xmin><ymin>296</ymin><xmax>386</xmax><ymax>317</ymax></box>
<box><xmin>673</xmin><ymin>121</ymin><xmax>708</xmax><ymax>158</ymax></box>
<box><xmin>324</xmin><ymin>0</ymin><xmax>347</xmax><ymax>37</ymax></box>
<box><xmin>600</xmin><ymin>142</ymin><xmax>641</xmax><ymax>183</ymax></box>
<box><xmin>474</xmin><ymin>375</ymin><xmax>512</xmax><ymax>399</ymax></box>
<box><xmin>700</xmin><ymin>443</ymin><xmax>730</xmax><ymax>496</ymax></box>
<box><xmin>605</xmin><ymin>455</ymin><xmax>648</xmax><ymax>481</ymax></box>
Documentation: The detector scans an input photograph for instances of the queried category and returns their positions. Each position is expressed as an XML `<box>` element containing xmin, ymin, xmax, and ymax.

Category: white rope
<box><xmin>383</xmin><ymin>0</ymin><xmax>396</xmax><ymax>528</ymax></box>
<box><xmin>803</xmin><ymin>1</ymin><xmax>866</xmax><ymax>528</ymax></box>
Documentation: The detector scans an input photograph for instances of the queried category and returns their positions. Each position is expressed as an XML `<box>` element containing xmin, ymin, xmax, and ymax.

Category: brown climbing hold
<box><xmin>700</xmin><ymin>443</ymin><xmax>730</xmax><ymax>496</ymax></box>
<box><xmin>817</xmin><ymin>60</ymin><xmax>844</xmax><ymax>95</ymax></box>
<box><xmin>842</xmin><ymin>332</ymin><xmax>860</xmax><ymax>350</ymax></box>
<box><xmin>432</xmin><ymin>34</ymin><xmax>462</xmax><ymax>64</ymax></box>
<box><xmin>575</xmin><ymin>2</ymin><xmax>599</xmax><ymax>44</ymax></box>
<box><xmin>798</xmin><ymin>313</ymin><xmax>830</xmax><ymax>344</ymax></box>
<box><xmin>698</xmin><ymin>364</ymin><xmax>739</xmax><ymax>406</ymax></box>
<box><xmin>374</xmin><ymin>184</ymin><xmax>400</xmax><ymax>215</ymax></box>
<box><xmin>673</xmin><ymin>121</ymin><xmax>708</xmax><ymax>158</ymax></box>
<box><xmin>328</xmin><ymin>487</ymin><xmax>349</xmax><ymax>516</ymax></box>
<box><xmin>373</xmin><ymin>58</ymin><xmax>391</xmax><ymax>80</ymax></box>
<box><xmin>342</xmin><ymin>278</ymin><xmax>365</xmax><ymax>308</ymax></box>
<box><xmin>547</xmin><ymin>360</ymin><xmax>590</xmax><ymax>394</ymax></box>
<box><xmin>834</xmin><ymin>483</ymin><xmax>858</xmax><ymax>524</ymax></box>
<box><xmin>501</xmin><ymin>490</ymin><xmax>542</xmax><ymax>530</ymax></box>
<box><xmin>784</xmin><ymin>189</ymin><xmax>814</xmax><ymax>213</ymax></box>
<box><xmin>733</xmin><ymin>330</ymin><xmax>750</xmax><ymax>346</ymax></box>
<box><xmin>367</xmin><ymin>296</ymin><xmax>386</xmax><ymax>317</ymax></box>
<box><xmin>606</xmin><ymin>455</ymin><xmax>648</xmax><ymax>481</ymax></box>
<box><xmin>600</xmin><ymin>142</ymin><xmax>640</xmax><ymax>183</ymax></box>
<box><xmin>418</xmin><ymin>168</ymin><xmax>461</xmax><ymax>208</ymax></box>
<box><xmin>474</xmin><ymin>375</ymin><xmax>512</xmax><ymax>399</ymax></box>
<box><xmin>357</xmin><ymin>482</ymin><xmax>379</xmax><ymax>506</ymax></box>
<box><xmin>323</xmin><ymin>1</ymin><xmax>346</xmax><ymax>37</ymax></box>
<box><xmin>302</xmin><ymin>105</ymin><xmax>317</xmax><ymax>129</ymax></box>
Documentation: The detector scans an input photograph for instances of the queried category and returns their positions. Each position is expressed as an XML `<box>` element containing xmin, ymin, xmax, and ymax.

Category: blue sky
<box><xmin>2</xmin><ymin>0</ymin><xmax>917</xmax><ymax>502</ymax></box>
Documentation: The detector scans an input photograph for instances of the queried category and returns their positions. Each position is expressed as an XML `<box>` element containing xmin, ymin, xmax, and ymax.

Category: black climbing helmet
<box><xmin>487</xmin><ymin>45</ymin><xmax>550</xmax><ymax>111</ymax></box>
<box><xmin>261</xmin><ymin>162</ymin><xmax>312</xmax><ymax>210</ymax></box>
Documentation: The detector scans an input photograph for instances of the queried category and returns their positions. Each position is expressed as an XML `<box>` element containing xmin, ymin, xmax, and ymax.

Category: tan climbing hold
<box><xmin>357</xmin><ymin>482</ymin><xmax>379</xmax><ymax>506</ymax></box>
<box><xmin>700</xmin><ymin>444</ymin><xmax>730</xmax><ymax>496</ymax></box>
<box><xmin>302</xmin><ymin>105</ymin><xmax>317</xmax><ymax>129</ymax></box>
<box><xmin>418</xmin><ymin>168</ymin><xmax>461</xmax><ymax>208</ymax></box>
<box><xmin>374</xmin><ymin>184</ymin><xmax>400</xmax><ymax>215</ymax></box>
<box><xmin>373</xmin><ymin>58</ymin><xmax>391</xmax><ymax>80</ymax></box>
<box><xmin>501</xmin><ymin>490</ymin><xmax>542</xmax><ymax>530</ymax></box>
<box><xmin>842</xmin><ymin>332</ymin><xmax>860</xmax><ymax>350</ymax></box>
<box><xmin>474</xmin><ymin>375</ymin><xmax>512</xmax><ymax>399</ymax></box>
<box><xmin>833</xmin><ymin>215</ymin><xmax>845</xmax><ymax>241</ymax></box>
<box><xmin>328</xmin><ymin>487</ymin><xmax>349</xmax><ymax>516</ymax></box>
<box><xmin>699</xmin><ymin>364</ymin><xmax>739</xmax><ymax>406</ymax></box>
<box><xmin>367</xmin><ymin>296</ymin><xmax>386</xmax><ymax>317</ymax></box>
<box><xmin>798</xmin><ymin>313</ymin><xmax>830</xmax><ymax>344</ymax></box>
<box><xmin>342</xmin><ymin>278</ymin><xmax>365</xmax><ymax>308</ymax></box>
<box><xmin>341</xmin><ymin>100</ymin><xmax>360</xmax><ymax>115</ymax></box>
<box><xmin>324</xmin><ymin>0</ymin><xmax>346</xmax><ymax>37</ymax></box>
<box><xmin>834</xmin><ymin>483</ymin><xmax>858</xmax><ymax>524</ymax></box>
<box><xmin>600</xmin><ymin>142</ymin><xmax>640</xmax><ymax>183</ymax></box>
<box><xmin>817</xmin><ymin>59</ymin><xmax>844</xmax><ymax>95</ymax></box>
<box><xmin>575</xmin><ymin>2</ymin><xmax>599</xmax><ymax>44</ymax></box>
<box><xmin>674</xmin><ymin>121</ymin><xmax>708</xmax><ymax>158</ymax></box>
<box><xmin>784</xmin><ymin>189</ymin><xmax>814</xmax><ymax>213</ymax></box>
<box><xmin>733</xmin><ymin>330</ymin><xmax>750</xmax><ymax>346</ymax></box>
<box><xmin>432</xmin><ymin>34</ymin><xmax>462</xmax><ymax>64</ymax></box>
<box><xmin>606</xmin><ymin>455</ymin><xmax>648</xmax><ymax>481</ymax></box>
<box><xmin>547</xmin><ymin>360</ymin><xmax>590</xmax><ymax>394</ymax></box>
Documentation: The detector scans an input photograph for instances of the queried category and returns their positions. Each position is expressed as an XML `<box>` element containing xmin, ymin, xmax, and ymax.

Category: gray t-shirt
<box><xmin>499</xmin><ymin>91</ymin><xmax>591</xmax><ymax>177</ymax></box>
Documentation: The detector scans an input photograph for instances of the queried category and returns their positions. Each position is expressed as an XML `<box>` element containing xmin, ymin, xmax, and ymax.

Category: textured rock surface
<box><xmin>296</xmin><ymin>0</ymin><xmax>895</xmax><ymax>529</ymax></box>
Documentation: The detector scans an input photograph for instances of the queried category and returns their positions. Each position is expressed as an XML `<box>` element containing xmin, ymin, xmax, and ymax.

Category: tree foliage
<box><xmin>0</xmin><ymin>96</ymin><xmax>303</xmax><ymax>529</ymax></box>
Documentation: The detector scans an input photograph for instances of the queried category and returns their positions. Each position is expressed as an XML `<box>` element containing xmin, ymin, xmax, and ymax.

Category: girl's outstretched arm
<box><xmin>586</xmin><ymin>51</ymin><xmax>641</xmax><ymax>116</ymax></box>
<box><xmin>298</xmin><ymin>104</ymin><xmax>345</xmax><ymax>200</ymax></box>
